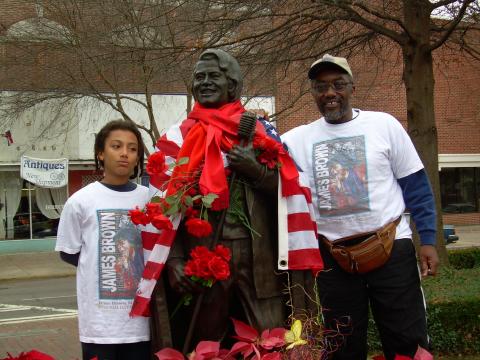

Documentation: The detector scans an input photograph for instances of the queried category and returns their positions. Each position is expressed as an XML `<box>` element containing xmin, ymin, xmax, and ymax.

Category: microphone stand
<box><xmin>182</xmin><ymin>112</ymin><xmax>256</xmax><ymax>354</ymax></box>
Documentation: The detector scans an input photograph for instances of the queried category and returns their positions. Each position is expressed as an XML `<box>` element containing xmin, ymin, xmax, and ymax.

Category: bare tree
<box><xmin>189</xmin><ymin>0</ymin><xmax>480</xmax><ymax>262</ymax></box>
<box><xmin>0</xmin><ymin>0</ymin><xmax>215</xmax><ymax>147</ymax></box>
<box><xmin>1</xmin><ymin>0</ymin><xmax>478</xmax><ymax>259</ymax></box>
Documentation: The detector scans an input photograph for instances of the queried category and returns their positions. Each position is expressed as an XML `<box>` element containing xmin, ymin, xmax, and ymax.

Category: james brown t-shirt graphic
<box><xmin>97</xmin><ymin>209</ymin><xmax>144</xmax><ymax>305</ymax></box>
<box><xmin>313</xmin><ymin>135</ymin><xmax>369</xmax><ymax>217</ymax></box>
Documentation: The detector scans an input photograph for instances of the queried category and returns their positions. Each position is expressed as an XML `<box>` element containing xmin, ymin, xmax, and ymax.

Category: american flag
<box><xmin>130</xmin><ymin>115</ymin><xmax>323</xmax><ymax>317</ymax></box>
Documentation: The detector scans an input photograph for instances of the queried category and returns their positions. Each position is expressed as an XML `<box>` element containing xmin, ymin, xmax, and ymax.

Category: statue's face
<box><xmin>193</xmin><ymin>59</ymin><xmax>231</xmax><ymax>108</ymax></box>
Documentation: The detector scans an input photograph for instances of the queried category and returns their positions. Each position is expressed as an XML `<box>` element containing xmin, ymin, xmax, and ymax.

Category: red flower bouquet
<box><xmin>170</xmin><ymin>245</ymin><xmax>231</xmax><ymax>315</ymax></box>
<box><xmin>184</xmin><ymin>245</ymin><xmax>231</xmax><ymax>285</ymax></box>
<box><xmin>130</xmin><ymin>126</ymin><xmax>283</xmax><ymax>238</ymax></box>
<box><xmin>253</xmin><ymin>135</ymin><xmax>286</xmax><ymax>170</ymax></box>
<box><xmin>129</xmin><ymin>153</ymin><xmax>218</xmax><ymax>239</ymax></box>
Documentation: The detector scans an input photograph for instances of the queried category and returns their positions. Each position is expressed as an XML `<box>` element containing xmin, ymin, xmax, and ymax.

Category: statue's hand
<box><xmin>227</xmin><ymin>144</ymin><xmax>263</xmax><ymax>180</ymax></box>
<box><xmin>166</xmin><ymin>258</ymin><xmax>204</xmax><ymax>295</ymax></box>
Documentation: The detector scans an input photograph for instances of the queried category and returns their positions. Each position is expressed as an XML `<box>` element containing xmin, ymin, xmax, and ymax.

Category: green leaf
<box><xmin>165</xmin><ymin>194</ymin><xmax>179</xmax><ymax>205</ymax></box>
<box><xmin>202</xmin><ymin>193</ymin><xmax>218</xmax><ymax>208</ymax></box>
<box><xmin>150</xmin><ymin>196</ymin><xmax>162</xmax><ymax>203</ymax></box>
<box><xmin>183</xmin><ymin>295</ymin><xmax>192</xmax><ymax>306</ymax></box>
<box><xmin>165</xmin><ymin>203</ymin><xmax>179</xmax><ymax>215</ymax></box>
<box><xmin>184</xmin><ymin>196</ymin><xmax>193</xmax><ymax>207</ymax></box>
<box><xmin>177</xmin><ymin>157</ymin><xmax>189</xmax><ymax>165</ymax></box>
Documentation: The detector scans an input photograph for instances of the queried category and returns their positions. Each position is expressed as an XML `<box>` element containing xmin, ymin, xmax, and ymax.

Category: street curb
<box><xmin>0</xmin><ymin>252</ymin><xmax>76</xmax><ymax>281</ymax></box>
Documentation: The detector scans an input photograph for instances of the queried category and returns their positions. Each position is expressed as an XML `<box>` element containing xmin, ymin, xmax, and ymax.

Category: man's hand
<box><xmin>419</xmin><ymin>245</ymin><xmax>439</xmax><ymax>277</ymax></box>
<box><xmin>227</xmin><ymin>144</ymin><xmax>263</xmax><ymax>180</ymax></box>
<box><xmin>166</xmin><ymin>258</ymin><xmax>204</xmax><ymax>295</ymax></box>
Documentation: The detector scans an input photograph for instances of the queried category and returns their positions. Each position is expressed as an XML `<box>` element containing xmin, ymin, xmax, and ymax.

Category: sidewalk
<box><xmin>446</xmin><ymin>225</ymin><xmax>480</xmax><ymax>250</ymax></box>
<box><xmin>0</xmin><ymin>317</ymin><xmax>81</xmax><ymax>359</ymax></box>
<box><xmin>0</xmin><ymin>252</ymin><xmax>75</xmax><ymax>282</ymax></box>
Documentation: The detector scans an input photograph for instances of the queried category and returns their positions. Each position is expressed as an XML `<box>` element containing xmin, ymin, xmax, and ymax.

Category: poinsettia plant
<box><xmin>155</xmin><ymin>317</ymin><xmax>434</xmax><ymax>360</ymax></box>
<box><xmin>155</xmin><ymin>318</ymin><xmax>318</xmax><ymax>360</ymax></box>
<box><xmin>0</xmin><ymin>351</ymin><xmax>55</xmax><ymax>360</ymax></box>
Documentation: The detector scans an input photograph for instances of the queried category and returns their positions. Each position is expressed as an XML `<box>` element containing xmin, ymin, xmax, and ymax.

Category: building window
<box><xmin>440</xmin><ymin>167</ymin><xmax>479</xmax><ymax>213</ymax></box>
<box><xmin>6</xmin><ymin>180</ymin><xmax>62</xmax><ymax>240</ymax></box>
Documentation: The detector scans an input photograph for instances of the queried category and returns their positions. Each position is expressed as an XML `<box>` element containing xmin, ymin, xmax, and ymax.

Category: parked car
<box><xmin>8</xmin><ymin>212</ymin><xmax>58</xmax><ymax>239</ymax></box>
<box><xmin>442</xmin><ymin>203</ymin><xmax>476</xmax><ymax>214</ymax></box>
<box><xmin>443</xmin><ymin>224</ymin><xmax>459</xmax><ymax>244</ymax></box>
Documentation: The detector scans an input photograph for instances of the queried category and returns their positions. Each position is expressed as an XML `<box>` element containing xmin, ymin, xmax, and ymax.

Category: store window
<box><xmin>440</xmin><ymin>167</ymin><xmax>480</xmax><ymax>213</ymax></box>
<box><xmin>1</xmin><ymin>178</ymin><xmax>66</xmax><ymax>240</ymax></box>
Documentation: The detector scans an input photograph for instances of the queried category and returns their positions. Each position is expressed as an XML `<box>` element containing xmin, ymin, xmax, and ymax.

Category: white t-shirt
<box><xmin>55</xmin><ymin>181</ymin><xmax>150</xmax><ymax>344</ymax></box>
<box><xmin>282</xmin><ymin>110</ymin><xmax>424</xmax><ymax>241</ymax></box>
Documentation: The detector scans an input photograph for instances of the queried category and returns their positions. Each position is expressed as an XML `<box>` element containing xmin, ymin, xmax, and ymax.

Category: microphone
<box><xmin>237</xmin><ymin>111</ymin><xmax>257</xmax><ymax>145</ymax></box>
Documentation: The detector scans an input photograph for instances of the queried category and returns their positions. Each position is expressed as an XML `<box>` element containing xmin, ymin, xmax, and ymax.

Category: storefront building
<box><xmin>0</xmin><ymin>94</ymin><xmax>274</xmax><ymax>240</ymax></box>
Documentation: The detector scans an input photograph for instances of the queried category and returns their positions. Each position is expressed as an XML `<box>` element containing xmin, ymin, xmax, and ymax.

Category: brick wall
<box><xmin>443</xmin><ymin>213</ymin><xmax>480</xmax><ymax>225</ymax></box>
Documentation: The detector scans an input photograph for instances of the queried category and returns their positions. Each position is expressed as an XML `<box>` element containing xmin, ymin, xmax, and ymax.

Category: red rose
<box><xmin>187</xmin><ymin>186</ymin><xmax>198</xmax><ymax>196</ymax></box>
<box><xmin>184</xmin><ymin>207</ymin><xmax>200</xmax><ymax>219</ymax></box>
<box><xmin>214</xmin><ymin>244</ymin><xmax>231</xmax><ymax>262</ymax></box>
<box><xmin>208</xmin><ymin>256</ymin><xmax>230</xmax><ymax>281</ymax></box>
<box><xmin>190</xmin><ymin>246</ymin><xmax>211</xmax><ymax>260</ymax></box>
<box><xmin>253</xmin><ymin>135</ymin><xmax>285</xmax><ymax>169</ymax></box>
<box><xmin>185</xmin><ymin>218</ymin><xmax>213</xmax><ymax>238</ymax></box>
<box><xmin>185</xmin><ymin>257</ymin><xmax>211</xmax><ymax>279</ymax></box>
<box><xmin>129</xmin><ymin>207</ymin><xmax>149</xmax><ymax>226</ymax></box>
<box><xmin>145</xmin><ymin>202</ymin><xmax>162</xmax><ymax>218</ymax></box>
<box><xmin>196</xmin><ymin>257</ymin><xmax>213</xmax><ymax>278</ymax></box>
<box><xmin>151</xmin><ymin>214</ymin><xmax>173</xmax><ymax>231</ymax></box>
<box><xmin>184</xmin><ymin>258</ymin><xmax>198</xmax><ymax>277</ymax></box>
<box><xmin>146</xmin><ymin>151</ymin><xmax>168</xmax><ymax>175</ymax></box>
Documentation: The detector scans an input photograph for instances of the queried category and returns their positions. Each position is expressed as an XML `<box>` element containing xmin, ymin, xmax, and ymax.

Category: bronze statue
<box><xmin>150</xmin><ymin>49</ymin><xmax>287</xmax><ymax>353</ymax></box>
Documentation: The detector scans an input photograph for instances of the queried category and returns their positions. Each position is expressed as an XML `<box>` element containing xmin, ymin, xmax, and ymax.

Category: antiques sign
<box><xmin>20</xmin><ymin>155</ymin><xmax>68</xmax><ymax>188</ymax></box>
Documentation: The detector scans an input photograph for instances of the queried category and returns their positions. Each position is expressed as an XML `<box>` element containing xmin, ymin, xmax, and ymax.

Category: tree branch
<box><xmin>430</xmin><ymin>0</ymin><xmax>476</xmax><ymax>51</ymax></box>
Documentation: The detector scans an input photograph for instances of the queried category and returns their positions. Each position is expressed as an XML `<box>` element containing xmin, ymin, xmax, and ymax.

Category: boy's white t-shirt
<box><xmin>55</xmin><ymin>181</ymin><xmax>150</xmax><ymax>344</ymax></box>
<box><xmin>282</xmin><ymin>110</ymin><xmax>424</xmax><ymax>241</ymax></box>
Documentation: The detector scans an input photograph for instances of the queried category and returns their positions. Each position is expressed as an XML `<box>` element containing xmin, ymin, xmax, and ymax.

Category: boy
<box><xmin>55</xmin><ymin>120</ymin><xmax>150</xmax><ymax>360</ymax></box>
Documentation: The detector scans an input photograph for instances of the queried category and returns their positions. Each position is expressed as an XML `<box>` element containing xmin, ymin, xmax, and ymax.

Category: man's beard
<box><xmin>319</xmin><ymin>99</ymin><xmax>348</xmax><ymax>122</ymax></box>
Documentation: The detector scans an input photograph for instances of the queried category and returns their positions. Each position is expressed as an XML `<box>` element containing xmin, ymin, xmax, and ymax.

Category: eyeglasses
<box><xmin>311</xmin><ymin>81</ymin><xmax>352</xmax><ymax>94</ymax></box>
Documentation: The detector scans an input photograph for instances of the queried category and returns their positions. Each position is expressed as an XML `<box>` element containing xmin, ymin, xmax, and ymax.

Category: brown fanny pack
<box><xmin>320</xmin><ymin>217</ymin><xmax>401</xmax><ymax>274</ymax></box>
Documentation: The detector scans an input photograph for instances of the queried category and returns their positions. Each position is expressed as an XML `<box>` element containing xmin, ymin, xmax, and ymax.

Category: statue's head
<box><xmin>192</xmin><ymin>49</ymin><xmax>243</xmax><ymax>108</ymax></box>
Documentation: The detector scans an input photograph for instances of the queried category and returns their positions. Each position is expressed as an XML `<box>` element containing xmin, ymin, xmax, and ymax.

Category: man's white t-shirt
<box><xmin>282</xmin><ymin>110</ymin><xmax>424</xmax><ymax>241</ymax></box>
<box><xmin>55</xmin><ymin>181</ymin><xmax>150</xmax><ymax>344</ymax></box>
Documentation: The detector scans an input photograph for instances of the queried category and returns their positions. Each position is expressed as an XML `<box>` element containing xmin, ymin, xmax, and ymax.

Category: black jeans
<box><xmin>318</xmin><ymin>238</ymin><xmax>429</xmax><ymax>360</ymax></box>
<box><xmin>81</xmin><ymin>341</ymin><xmax>151</xmax><ymax>360</ymax></box>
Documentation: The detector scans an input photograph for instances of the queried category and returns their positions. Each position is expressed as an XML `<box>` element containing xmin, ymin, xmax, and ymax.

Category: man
<box><xmin>281</xmin><ymin>54</ymin><xmax>439</xmax><ymax>360</ymax></box>
<box><xmin>149</xmin><ymin>49</ymin><xmax>288</xmax><ymax>352</ymax></box>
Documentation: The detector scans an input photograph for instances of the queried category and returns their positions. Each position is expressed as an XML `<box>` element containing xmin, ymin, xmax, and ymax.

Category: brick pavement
<box><xmin>0</xmin><ymin>317</ymin><xmax>81</xmax><ymax>359</ymax></box>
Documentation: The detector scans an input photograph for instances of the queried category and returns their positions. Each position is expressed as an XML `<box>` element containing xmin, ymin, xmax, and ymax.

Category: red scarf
<box><xmin>166</xmin><ymin>100</ymin><xmax>266</xmax><ymax>210</ymax></box>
